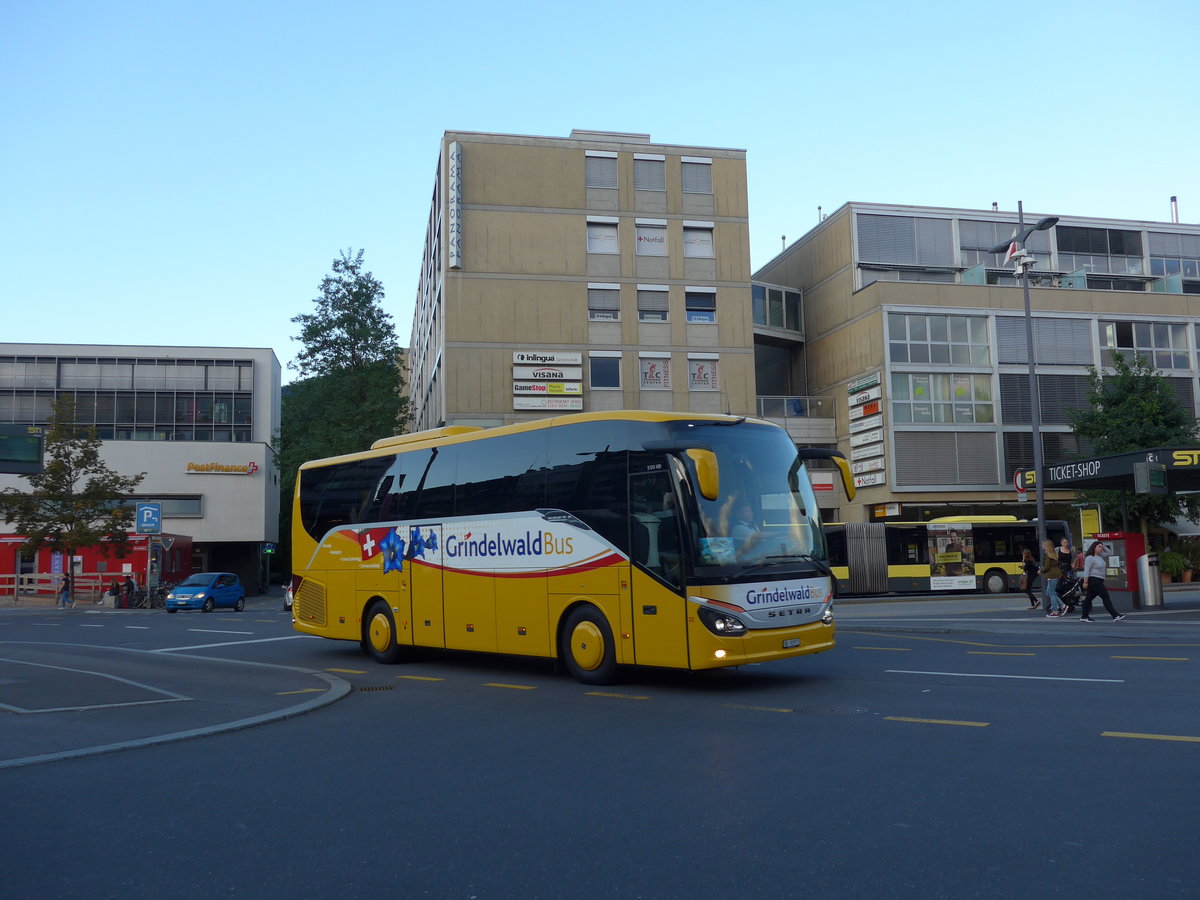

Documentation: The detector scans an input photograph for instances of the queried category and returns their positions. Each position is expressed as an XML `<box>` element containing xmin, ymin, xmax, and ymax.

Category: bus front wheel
<box><xmin>982</xmin><ymin>569</ymin><xmax>1009</xmax><ymax>594</ymax></box>
<box><xmin>561</xmin><ymin>605</ymin><xmax>619</xmax><ymax>685</ymax></box>
<box><xmin>364</xmin><ymin>600</ymin><xmax>406</xmax><ymax>664</ymax></box>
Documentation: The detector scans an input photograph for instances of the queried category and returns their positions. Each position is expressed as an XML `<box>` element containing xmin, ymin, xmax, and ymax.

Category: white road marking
<box><xmin>154</xmin><ymin>634</ymin><xmax>315</xmax><ymax>652</ymax></box>
<box><xmin>887</xmin><ymin>669</ymin><xmax>1124</xmax><ymax>683</ymax></box>
<box><xmin>187</xmin><ymin>629</ymin><xmax>254</xmax><ymax>635</ymax></box>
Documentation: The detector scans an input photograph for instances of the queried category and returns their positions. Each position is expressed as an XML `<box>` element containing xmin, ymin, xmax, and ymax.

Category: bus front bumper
<box><xmin>689</xmin><ymin>618</ymin><xmax>836</xmax><ymax>670</ymax></box>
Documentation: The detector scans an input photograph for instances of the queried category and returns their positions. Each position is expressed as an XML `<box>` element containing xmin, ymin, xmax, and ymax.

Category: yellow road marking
<box><xmin>723</xmin><ymin>703</ymin><xmax>793</xmax><ymax>713</ymax></box>
<box><xmin>397</xmin><ymin>675</ymin><xmax>445</xmax><ymax>681</ymax></box>
<box><xmin>886</xmin><ymin>716</ymin><xmax>989</xmax><ymax>728</ymax></box>
<box><xmin>967</xmin><ymin>651</ymin><xmax>1035</xmax><ymax>656</ymax></box>
<box><xmin>844</xmin><ymin>630</ymin><xmax>1200</xmax><ymax>650</ymax></box>
<box><xmin>1103</xmin><ymin>731</ymin><xmax>1200</xmax><ymax>743</ymax></box>
<box><xmin>327</xmin><ymin>668</ymin><xmax>368</xmax><ymax>674</ymax></box>
<box><xmin>853</xmin><ymin>646</ymin><xmax>911</xmax><ymax>651</ymax></box>
<box><xmin>484</xmin><ymin>682</ymin><xmax>537</xmax><ymax>690</ymax></box>
<box><xmin>1110</xmin><ymin>655</ymin><xmax>1188</xmax><ymax>661</ymax></box>
<box><xmin>277</xmin><ymin>688</ymin><xmax>325</xmax><ymax>695</ymax></box>
<box><xmin>588</xmin><ymin>691</ymin><xmax>651</xmax><ymax>701</ymax></box>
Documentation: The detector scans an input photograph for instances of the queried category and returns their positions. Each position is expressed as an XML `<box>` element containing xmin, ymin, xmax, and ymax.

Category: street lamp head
<box><xmin>1035</xmin><ymin>216</ymin><xmax>1059</xmax><ymax>231</ymax></box>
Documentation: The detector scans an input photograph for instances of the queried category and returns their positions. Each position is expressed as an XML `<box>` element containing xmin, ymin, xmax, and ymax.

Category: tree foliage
<box><xmin>276</xmin><ymin>249</ymin><xmax>409</xmax><ymax>569</ymax></box>
<box><xmin>1069</xmin><ymin>351</ymin><xmax>1200</xmax><ymax>530</ymax></box>
<box><xmin>0</xmin><ymin>395</ymin><xmax>146</xmax><ymax>565</ymax></box>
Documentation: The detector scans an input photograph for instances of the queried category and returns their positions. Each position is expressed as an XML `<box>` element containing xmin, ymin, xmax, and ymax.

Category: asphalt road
<box><xmin>3</xmin><ymin>593</ymin><xmax>1199</xmax><ymax>898</ymax></box>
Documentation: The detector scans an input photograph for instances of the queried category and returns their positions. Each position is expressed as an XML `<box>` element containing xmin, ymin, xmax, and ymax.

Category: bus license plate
<box><xmin>782</xmin><ymin>638</ymin><xmax>801</xmax><ymax>649</ymax></box>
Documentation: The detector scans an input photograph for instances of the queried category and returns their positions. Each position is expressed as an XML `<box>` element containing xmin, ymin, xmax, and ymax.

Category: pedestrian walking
<box><xmin>1080</xmin><ymin>540</ymin><xmax>1125</xmax><ymax>622</ymax></box>
<box><xmin>58</xmin><ymin>573</ymin><xmax>73</xmax><ymax>609</ymax></box>
<box><xmin>121</xmin><ymin>575</ymin><xmax>136</xmax><ymax>609</ymax></box>
<box><xmin>1040</xmin><ymin>538</ymin><xmax>1064</xmax><ymax>616</ymax></box>
<box><xmin>1020</xmin><ymin>548</ymin><xmax>1040</xmax><ymax>609</ymax></box>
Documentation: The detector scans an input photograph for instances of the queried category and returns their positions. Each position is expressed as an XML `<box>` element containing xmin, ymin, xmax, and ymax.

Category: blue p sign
<box><xmin>136</xmin><ymin>503</ymin><xmax>162</xmax><ymax>535</ymax></box>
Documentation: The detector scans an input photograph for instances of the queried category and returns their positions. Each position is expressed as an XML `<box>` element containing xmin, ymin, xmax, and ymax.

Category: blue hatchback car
<box><xmin>165</xmin><ymin>572</ymin><xmax>246</xmax><ymax>613</ymax></box>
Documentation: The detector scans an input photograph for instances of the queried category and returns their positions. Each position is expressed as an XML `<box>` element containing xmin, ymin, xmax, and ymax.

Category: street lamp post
<box><xmin>989</xmin><ymin>203</ymin><xmax>1059</xmax><ymax>560</ymax></box>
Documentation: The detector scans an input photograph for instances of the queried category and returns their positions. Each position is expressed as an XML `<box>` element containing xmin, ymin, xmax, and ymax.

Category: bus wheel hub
<box><xmin>571</xmin><ymin>621</ymin><xmax>604</xmax><ymax>670</ymax></box>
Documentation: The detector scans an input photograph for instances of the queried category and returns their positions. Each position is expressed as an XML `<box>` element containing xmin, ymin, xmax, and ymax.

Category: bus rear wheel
<box><xmin>982</xmin><ymin>569</ymin><xmax>1009</xmax><ymax>594</ymax></box>
<box><xmin>561</xmin><ymin>605</ymin><xmax>618</xmax><ymax>685</ymax></box>
<box><xmin>364</xmin><ymin>600</ymin><xmax>407</xmax><ymax>664</ymax></box>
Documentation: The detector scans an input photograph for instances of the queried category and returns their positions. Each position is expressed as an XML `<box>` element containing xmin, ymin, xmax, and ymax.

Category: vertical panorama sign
<box><xmin>447</xmin><ymin>141</ymin><xmax>463</xmax><ymax>269</ymax></box>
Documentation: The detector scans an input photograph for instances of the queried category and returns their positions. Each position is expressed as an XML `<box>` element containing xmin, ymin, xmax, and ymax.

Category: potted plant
<box><xmin>1159</xmin><ymin>549</ymin><xmax>1188</xmax><ymax>583</ymax></box>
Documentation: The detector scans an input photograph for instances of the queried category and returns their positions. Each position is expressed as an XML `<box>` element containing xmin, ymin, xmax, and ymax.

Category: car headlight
<box><xmin>194</xmin><ymin>591</ymin><xmax>206</xmax><ymax>599</ymax></box>
<box><xmin>697</xmin><ymin>605</ymin><xmax>747</xmax><ymax>637</ymax></box>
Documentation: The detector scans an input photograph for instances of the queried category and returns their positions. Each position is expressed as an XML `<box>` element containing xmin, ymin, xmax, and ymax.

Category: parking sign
<box><xmin>136</xmin><ymin>503</ymin><xmax>162</xmax><ymax>534</ymax></box>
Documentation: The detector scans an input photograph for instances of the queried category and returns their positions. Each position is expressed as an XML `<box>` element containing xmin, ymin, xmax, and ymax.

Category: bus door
<box><xmin>408</xmin><ymin>524</ymin><xmax>446</xmax><ymax>649</ymax></box>
<box><xmin>627</xmin><ymin>465</ymin><xmax>689</xmax><ymax>668</ymax></box>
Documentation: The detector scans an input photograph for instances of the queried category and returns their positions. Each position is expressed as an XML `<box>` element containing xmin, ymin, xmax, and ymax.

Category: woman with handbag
<box><xmin>1020</xmin><ymin>548</ymin><xmax>1040</xmax><ymax>609</ymax></box>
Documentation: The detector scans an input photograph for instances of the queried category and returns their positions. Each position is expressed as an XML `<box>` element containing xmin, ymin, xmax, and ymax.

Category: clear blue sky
<box><xmin>4</xmin><ymin>1</ymin><xmax>1196</xmax><ymax>382</ymax></box>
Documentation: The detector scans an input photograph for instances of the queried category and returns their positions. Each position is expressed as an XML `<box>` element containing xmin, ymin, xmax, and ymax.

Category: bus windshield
<box><xmin>670</xmin><ymin>421</ymin><xmax>827</xmax><ymax>569</ymax></box>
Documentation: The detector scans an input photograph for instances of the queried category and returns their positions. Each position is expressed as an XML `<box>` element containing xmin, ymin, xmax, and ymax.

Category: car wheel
<box><xmin>167</xmin><ymin>608</ymin><xmax>178</xmax><ymax>614</ymax></box>
<box><xmin>234</xmin><ymin>596</ymin><xmax>245</xmax><ymax>612</ymax></box>
<box><xmin>202</xmin><ymin>597</ymin><xmax>215</xmax><ymax>613</ymax></box>
<box><xmin>364</xmin><ymin>599</ymin><xmax>407</xmax><ymax>664</ymax></box>
<box><xmin>982</xmin><ymin>568</ymin><xmax>1009</xmax><ymax>594</ymax></box>
<box><xmin>560</xmin><ymin>604</ymin><xmax>619</xmax><ymax>685</ymax></box>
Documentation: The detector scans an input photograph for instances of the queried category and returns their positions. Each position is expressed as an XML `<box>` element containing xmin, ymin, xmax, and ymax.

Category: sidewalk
<box><xmin>834</xmin><ymin>582</ymin><xmax>1200</xmax><ymax>638</ymax></box>
<box><xmin>0</xmin><ymin>585</ymin><xmax>286</xmax><ymax>612</ymax></box>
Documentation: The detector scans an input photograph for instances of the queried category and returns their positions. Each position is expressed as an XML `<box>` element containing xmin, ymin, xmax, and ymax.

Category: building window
<box><xmin>633</xmin><ymin>156</ymin><xmax>665</xmax><ymax>191</ymax></box>
<box><xmin>891</xmin><ymin>372</ymin><xmax>993</xmax><ymax>424</ymax></box>
<box><xmin>635</xmin><ymin>223</ymin><xmax>667</xmax><ymax>256</ymax></box>
<box><xmin>1057</xmin><ymin>226</ymin><xmax>1144</xmax><ymax>275</ymax></box>
<box><xmin>959</xmin><ymin>219</ymin><xmax>1051</xmax><ymax>269</ymax></box>
<box><xmin>682</xmin><ymin>224</ymin><xmax>714</xmax><ymax>258</ymax></box>
<box><xmin>589</xmin><ymin>355</ymin><xmax>621</xmax><ymax>389</ymax></box>
<box><xmin>637</xmin><ymin>287</ymin><xmax>669</xmax><ymax>322</ymax></box>
<box><xmin>681</xmin><ymin>158</ymin><xmax>712</xmax><ymax>193</ymax></box>
<box><xmin>1101</xmin><ymin>320</ymin><xmax>1189</xmax><ymax>369</ymax></box>
<box><xmin>586</xmin><ymin>221</ymin><xmax>618</xmax><ymax>254</ymax></box>
<box><xmin>1149</xmin><ymin>231</ymin><xmax>1200</xmax><ymax>279</ymax></box>
<box><xmin>585</xmin><ymin>153</ymin><xmax>617</xmax><ymax>189</ymax></box>
<box><xmin>857</xmin><ymin>214</ymin><xmax>954</xmax><ymax>266</ymax></box>
<box><xmin>587</xmin><ymin>286</ymin><xmax>620</xmax><ymax>321</ymax></box>
<box><xmin>685</xmin><ymin>290</ymin><xmax>716</xmax><ymax>324</ymax></box>
<box><xmin>0</xmin><ymin>361</ymin><xmax>56</xmax><ymax>389</ymax></box>
<box><xmin>639</xmin><ymin>357</ymin><xmax>671</xmax><ymax>390</ymax></box>
<box><xmin>888</xmin><ymin>312</ymin><xmax>989</xmax><ymax>365</ymax></box>
<box><xmin>688</xmin><ymin>358</ymin><xmax>719</xmax><ymax>391</ymax></box>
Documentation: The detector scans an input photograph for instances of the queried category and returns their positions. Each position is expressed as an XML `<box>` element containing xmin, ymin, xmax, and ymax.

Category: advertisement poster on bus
<box><xmin>927</xmin><ymin>523</ymin><xmax>975</xmax><ymax>590</ymax></box>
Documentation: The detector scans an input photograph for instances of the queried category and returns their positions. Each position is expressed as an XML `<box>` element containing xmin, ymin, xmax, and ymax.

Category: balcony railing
<box><xmin>756</xmin><ymin>395</ymin><xmax>834</xmax><ymax>420</ymax></box>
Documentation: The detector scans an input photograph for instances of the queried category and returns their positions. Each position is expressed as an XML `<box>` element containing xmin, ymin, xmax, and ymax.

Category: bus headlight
<box><xmin>698</xmin><ymin>606</ymin><xmax>747</xmax><ymax>637</ymax></box>
<box><xmin>821</xmin><ymin>607</ymin><xmax>834</xmax><ymax>625</ymax></box>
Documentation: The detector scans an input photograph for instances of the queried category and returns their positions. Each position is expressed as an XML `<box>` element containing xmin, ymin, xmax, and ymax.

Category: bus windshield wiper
<box><xmin>740</xmin><ymin>554</ymin><xmax>831</xmax><ymax>577</ymax></box>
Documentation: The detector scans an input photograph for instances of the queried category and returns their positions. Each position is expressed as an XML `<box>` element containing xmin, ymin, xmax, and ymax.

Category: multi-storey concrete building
<box><xmin>408</xmin><ymin>129</ymin><xmax>757</xmax><ymax>432</ymax></box>
<box><xmin>754</xmin><ymin>201</ymin><xmax>1200</xmax><ymax>524</ymax></box>
<box><xmin>0</xmin><ymin>343</ymin><xmax>281</xmax><ymax>589</ymax></box>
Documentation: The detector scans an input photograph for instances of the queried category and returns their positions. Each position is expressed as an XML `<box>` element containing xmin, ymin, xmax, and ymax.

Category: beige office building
<box><xmin>754</xmin><ymin>201</ymin><xmax>1200</xmax><ymax>524</ymax></box>
<box><xmin>407</xmin><ymin>129</ymin><xmax>758</xmax><ymax>432</ymax></box>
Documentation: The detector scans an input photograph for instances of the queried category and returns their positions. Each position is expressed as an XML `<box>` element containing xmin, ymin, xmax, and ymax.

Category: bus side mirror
<box><xmin>686</xmin><ymin>449</ymin><xmax>720</xmax><ymax>501</ymax></box>
<box><xmin>833</xmin><ymin>456</ymin><xmax>856</xmax><ymax>501</ymax></box>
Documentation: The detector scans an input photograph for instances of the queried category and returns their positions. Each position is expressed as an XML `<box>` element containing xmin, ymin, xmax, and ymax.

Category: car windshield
<box><xmin>670</xmin><ymin>421</ymin><xmax>828</xmax><ymax>570</ymax></box>
<box><xmin>179</xmin><ymin>574</ymin><xmax>214</xmax><ymax>587</ymax></box>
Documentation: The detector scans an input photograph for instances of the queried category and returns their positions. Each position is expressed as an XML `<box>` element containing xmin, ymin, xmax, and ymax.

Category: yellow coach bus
<box><xmin>290</xmin><ymin>411</ymin><xmax>854</xmax><ymax>683</ymax></box>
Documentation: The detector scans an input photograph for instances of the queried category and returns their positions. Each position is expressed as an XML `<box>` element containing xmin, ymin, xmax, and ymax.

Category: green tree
<box><xmin>1069</xmin><ymin>351</ymin><xmax>1200</xmax><ymax>532</ymax></box>
<box><xmin>0</xmin><ymin>396</ymin><xmax>145</xmax><ymax>602</ymax></box>
<box><xmin>277</xmin><ymin>249</ymin><xmax>408</xmax><ymax>573</ymax></box>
